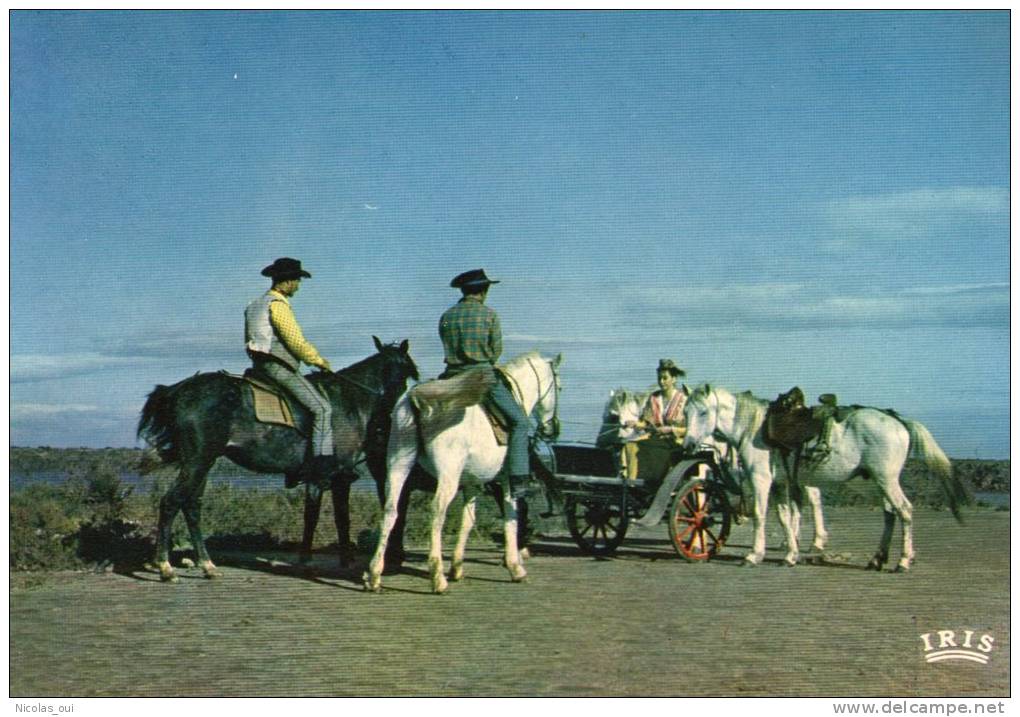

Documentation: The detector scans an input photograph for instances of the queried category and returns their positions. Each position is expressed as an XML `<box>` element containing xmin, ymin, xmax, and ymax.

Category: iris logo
<box><xmin>919</xmin><ymin>630</ymin><xmax>995</xmax><ymax>665</ymax></box>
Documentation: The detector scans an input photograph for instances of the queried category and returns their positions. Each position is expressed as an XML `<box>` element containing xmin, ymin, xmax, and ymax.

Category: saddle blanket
<box><xmin>246</xmin><ymin>376</ymin><xmax>296</xmax><ymax>429</ymax></box>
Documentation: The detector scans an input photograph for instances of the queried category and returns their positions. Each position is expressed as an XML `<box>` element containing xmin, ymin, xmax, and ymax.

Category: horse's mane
<box><xmin>732</xmin><ymin>389</ymin><xmax>768</xmax><ymax>433</ymax></box>
<box><xmin>501</xmin><ymin>350</ymin><xmax>543</xmax><ymax>373</ymax></box>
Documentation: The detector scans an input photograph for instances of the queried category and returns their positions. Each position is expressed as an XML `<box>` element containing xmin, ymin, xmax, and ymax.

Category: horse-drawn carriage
<box><xmin>537</xmin><ymin>439</ymin><xmax>742</xmax><ymax>562</ymax></box>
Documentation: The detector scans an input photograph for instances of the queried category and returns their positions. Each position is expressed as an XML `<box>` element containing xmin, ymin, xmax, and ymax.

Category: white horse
<box><xmin>366</xmin><ymin>351</ymin><xmax>562</xmax><ymax>593</ymax></box>
<box><xmin>683</xmin><ymin>384</ymin><xmax>967</xmax><ymax>571</ymax></box>
<box><xmin>599</xmin><ymin>387</ymin><xmax>828</xmax><ymax>546</ymax></box>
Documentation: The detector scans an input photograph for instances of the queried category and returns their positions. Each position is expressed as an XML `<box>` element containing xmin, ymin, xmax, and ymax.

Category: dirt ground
<box><xmin>9</xmin><ymin>506</ymin><xmax>1009</xmax><ymax>697</ymax></box>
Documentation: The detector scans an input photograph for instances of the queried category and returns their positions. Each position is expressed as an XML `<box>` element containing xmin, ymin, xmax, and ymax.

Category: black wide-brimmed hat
<box><xmin>657</xmin><ymin>358</ymin><xmax>686</xmax><ymax>377</ymax></box>
<box><xmin>450</xmin><ymin>268</ymin><xmax>500</xmax><ymax>289</ymax></box>
<box><xmin>261</xmin><ymin>257</ymin><xmax>311</xmax><ymax>281</ymax></box>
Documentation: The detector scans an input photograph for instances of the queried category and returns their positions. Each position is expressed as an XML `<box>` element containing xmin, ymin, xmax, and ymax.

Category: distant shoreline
<box><xmin>9</xmin><ymin>446</ymin><xmax>1011</xmax><ymax>494</ymax></box>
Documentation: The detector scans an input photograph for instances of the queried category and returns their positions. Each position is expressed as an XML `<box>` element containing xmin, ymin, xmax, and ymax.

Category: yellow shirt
<box><xmin>267</xmin><ymin>291</ymin><xmax>330</xmax><ymax>370</ymax></box>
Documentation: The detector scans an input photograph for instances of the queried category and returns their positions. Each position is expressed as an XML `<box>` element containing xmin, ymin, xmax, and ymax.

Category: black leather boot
<box><xmin>286</xmin><ymin>455</ymin><xmax>337</xmax><ymax>488</ymax></box>
<box><xmin>509</xmin><ymin>474</ymin><xmax>530</xmax><ymax>500</ymax></box>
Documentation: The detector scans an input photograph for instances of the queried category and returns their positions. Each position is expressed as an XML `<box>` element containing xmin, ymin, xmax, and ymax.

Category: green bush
<box><xmin>10</xmin><ymin>485</ymin><xmax>83</xmax><ymax>571</ymax></box>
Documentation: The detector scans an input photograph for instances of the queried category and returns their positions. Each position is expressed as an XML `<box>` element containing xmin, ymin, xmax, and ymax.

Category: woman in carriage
<box><xmin>622</xmin><ymin>358</ymin><xmax>689</xmax><ymax>483</ymax></box>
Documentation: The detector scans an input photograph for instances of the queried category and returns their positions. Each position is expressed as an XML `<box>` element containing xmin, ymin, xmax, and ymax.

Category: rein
<box><xmin>329</xmin><ymin>370</ymin><xmax>386</xmax><ymax>397</ymax></box>
<box><xmin>527</xmin><ymin>356</ymin><xmax>560</xmax><ymax>441</ymax></box>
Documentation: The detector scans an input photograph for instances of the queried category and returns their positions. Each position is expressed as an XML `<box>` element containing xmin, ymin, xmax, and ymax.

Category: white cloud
<box><xmin>824</xmin><ymin>186</ymin><xmax>1008</xmax><ymax>240</ymax></box>
<box><xmin>12</xmin><ymin>403</ymin><xmax>101</xmax><ymax>417</ymax></box>
<box><xmin>900</xmin><ymin>282</ymin><xmax>1010</xmax><ymax>296</ymax></box>
<box><xmin>630</xmin><ymin>281</ymin><xmax>1008</xmax><ymax>331</ymax></box>
<box><xmin>10</xmin><ymin>353</ymin><xmax>144</xmax><ymax>383</ymax></box>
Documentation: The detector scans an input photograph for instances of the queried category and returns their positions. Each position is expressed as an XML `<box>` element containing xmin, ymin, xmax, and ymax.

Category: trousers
<box><xmin>488</xmin><ymin>375</ymin><xmax>531</xmax><ymax>477</ymax></box>
<box><xmin>259</xmin><ymin>360</ymin><xmax>334</xmax><ymax>457</ymax></box>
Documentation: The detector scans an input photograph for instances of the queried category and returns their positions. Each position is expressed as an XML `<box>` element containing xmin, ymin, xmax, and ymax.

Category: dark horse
<box><xmin>137</xmin><ymin>337</ymin><xmax>418</xmax><ymax>583</ymax></box>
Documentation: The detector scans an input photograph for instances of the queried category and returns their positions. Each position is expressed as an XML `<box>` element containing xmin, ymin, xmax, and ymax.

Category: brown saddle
<box><xmin>763</xmin><ymin>386</ymin><xmax>824</xmax><ymax>452</ymax></box>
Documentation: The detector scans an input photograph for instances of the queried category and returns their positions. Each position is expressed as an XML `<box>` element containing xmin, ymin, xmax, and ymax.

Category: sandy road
<box><xmin>10</xmin><ymin>507</ymin><xmax>1009</xmax><ymax>697</ymax></box>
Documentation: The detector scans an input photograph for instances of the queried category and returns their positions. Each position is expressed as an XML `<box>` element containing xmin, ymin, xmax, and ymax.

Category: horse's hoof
<box><xmin>894</xmin><ymin>564</ymin><xmax>911</xmax><ymax>573</ymax></box>
<box><xmin>519</xmin><ymin>547</ymin><xmax>531</xmax><ymax>561</ymax></box>
<box><xmin>783</xmin><ymin>559</ymin><xmax>797</xmax><ymax>568</ymax></box>
<box><xmin>160</xmin><ymin>572</ymin><xmax>180</xmax><ymax>584</ymax></box>
<box><xmin>866</xmin><ymin>559</ymin><xmax>884</xmax><ymax>571</ymax></box>
<box><xmin>449</xmin><ymin>567</ymin><xmax>464</xmax><ymax>582</ymax></box>
<box><xmin>362</xmin><ymin>572</ymin><xmax>382</xmax><ymax>592</ymax></box>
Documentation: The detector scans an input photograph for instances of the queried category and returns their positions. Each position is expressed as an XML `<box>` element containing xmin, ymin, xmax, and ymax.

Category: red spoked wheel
<box><xmin>668</xmin><ymin>474</ymin><xmax>732</xmax><ymax>562</ymax></box>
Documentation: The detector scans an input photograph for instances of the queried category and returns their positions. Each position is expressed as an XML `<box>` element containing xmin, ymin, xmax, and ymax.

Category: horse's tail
<box><xmin>137</xmin><ymin>382</ymin><xmax>184</xmax><ymax>471</ymax></box>
<box><xmin>902</xmin><ymin>418</ymin><xmax>970</xmax><ymax>523</ymax></box>
<box><xmin>387</xmin><ymin>392</ymin><xmax>422</xmax><ymax>473</ymax></box>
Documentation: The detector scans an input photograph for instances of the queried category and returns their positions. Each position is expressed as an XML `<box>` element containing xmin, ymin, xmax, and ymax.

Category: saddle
<box><xmin>763</xmin><ymin>387</ymin><xmax>823</xmax><ymax>452</ymax></box>
<box><xmin>763</xmin><ymin>387</ymin><xmax>847</xmax><ymax>501</ymax></box>
<box><xmin>408</xmin><ymin>365</ymin><xmax>514</xmax><ymax>446</ymax></box>
<box><xmin>237</xmin><ymin>369</ymin><xmax>299</xmax><ymax>430</ymax></box>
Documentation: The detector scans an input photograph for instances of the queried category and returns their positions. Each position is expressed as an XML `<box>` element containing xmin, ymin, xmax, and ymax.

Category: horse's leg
<box><xmin>867</xmin><ymin>501</ymin><xmax>896</xmax><ymax>572</ymax></box>
<box><xmin>426</xmin><ymin>470</ymin><xmax>461</xmax><ymax>595</ymax></box>
<box><xmin>516</xmin><ymin>497</ymin><xmax>531</xmax><ymax>561</ymax></box>
<box><xmin>773</xmin><ymin>484</ymin><xmax>799</xmax><ymax>567</ymax></box>
<box><xmin>330</xmin><ymin>473</ymin><xmax>358</xmax><ymax>567</ymax></box>
<box><xmin>300</xmin><ymin>481</ymin><xmax>325</xmax><ymax>565</ymax></box>
<box><xmin>450</xmin><ymin>488</ymin><xmax>478</xmax><ymax>582</ymax></box>
<box><xmin>178</xmin><ymin>463</ymin><xmax>221</xmax><ymax>579</ymax></box>
<box><xmin>385</xmin><ymin>477</ymin><xmax>413</xmax><ymax>570</ymax></box>
<box><xmin>744</xmin><ymin>470</ymin><xmax>772</xmax><ymax>566</ymax></box>
<box><xmin>154</xmin><ymin>475</ymin><xmax>189</xmax><ymax>583</ymax></box>
<box><xmin>365</xmin><ymin>451</ymin><xmax>416</xmax><ymax>592</ymax></box>
<box><xmin>874</xmin><ymin>478</ymin><xmax>914</xmax><ymax>572</ymax></box>
<box><xmin>805</xmin><ymin>486</ymin><xmax>829</xmax><ymax>552</ymax></box>
<box><xmin>501</xmin><ymin>487</ymin><xmax>527</xmax><ymax>583</ymax></box>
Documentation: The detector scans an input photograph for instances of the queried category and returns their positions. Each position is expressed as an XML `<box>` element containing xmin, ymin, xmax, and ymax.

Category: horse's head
<box><xmin>532</xmin><ymin>353</ymin><xmax>563</xmax><ymax>442</ymax></box>
<box><xmin>684</xmin><ymin>383</ymin><xmax>722</xmax><ymax>450</ymax></box>
<box><xmin>600</xmin><ymin>388</ymin><xmax>649</xmax><ymax>444</ymax></box>
<box><xmin>372</xmin><ymin>336</ymin><xmax>419</xmax><ymax>394</ymax></box>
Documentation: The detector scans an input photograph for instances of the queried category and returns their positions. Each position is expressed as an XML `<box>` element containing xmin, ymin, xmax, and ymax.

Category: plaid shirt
<box><xmin>439</xmin><ymin>295</ymin><xmax>502</xmax><ymax>371</ymax></box>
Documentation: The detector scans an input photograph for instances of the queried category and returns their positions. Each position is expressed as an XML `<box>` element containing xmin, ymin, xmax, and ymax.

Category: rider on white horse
<box><xmin>439</xmin><ymin>269</ymin><xmax>532</xmax><ymax>500</ymax></box>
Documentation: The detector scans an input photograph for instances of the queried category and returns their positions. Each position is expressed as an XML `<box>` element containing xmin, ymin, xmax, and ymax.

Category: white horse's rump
<box><xmin>683</xmin><ymin>384</ymin><xmax>964</xmax><ymax>571</ymax></box>
<box><xmin>366</xmin><ymin>352</ymin><xmax>562</xmax><ymax>593</ymax></box>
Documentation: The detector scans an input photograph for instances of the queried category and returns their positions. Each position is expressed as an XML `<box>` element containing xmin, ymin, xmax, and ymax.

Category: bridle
<box><xmin>527</xmin><ymin>356</ymin><xmax>561</xmax><ymax>441</ymax></box>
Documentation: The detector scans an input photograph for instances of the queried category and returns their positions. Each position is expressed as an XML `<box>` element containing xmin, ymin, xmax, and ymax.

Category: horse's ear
<box><xmin>399</xmin><ymin>339</ymin><xmax>409</xmax><ymax>353</ymax></box>
<box><xmin>373</xmin><ymin>335</ymin><xmax>383</xmax><ymax>352</ymax></box>
<box><xmin>553</xmin><ymin>352</ymin><xmax>563</xmax><ymax>368</ymax></box>
<box><xmin>683</xmin><ymin>384</ymin><xmax>690</xmax><ymax>396</ymax></box>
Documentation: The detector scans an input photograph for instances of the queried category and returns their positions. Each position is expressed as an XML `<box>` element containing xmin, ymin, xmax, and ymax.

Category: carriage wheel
<box><xmin>668</xmin><ymin>476</ymin><xmax>731</xmax><ymax>562</ymax></box>
<box><xmin>565</xmin><ymin>495</ymin><xmax>629</xmax><ymax>557</ymax></box>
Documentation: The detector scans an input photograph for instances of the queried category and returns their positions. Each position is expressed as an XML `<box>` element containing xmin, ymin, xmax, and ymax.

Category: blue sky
<box><xmin>9</xmin><ymin>11</ymin><xmax>1010</xmax><ymax>457</ymax></box>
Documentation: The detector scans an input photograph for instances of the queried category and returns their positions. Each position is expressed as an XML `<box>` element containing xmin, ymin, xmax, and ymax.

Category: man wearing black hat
<box><xmin>245</xmin><ymin>258</ymin><xmax>335</xmax><ymax>483</ymax></box>
<box><xmin>439</xmin><ymin>269</ymin><xmax>531</xmax><ymax>499</ymax></box>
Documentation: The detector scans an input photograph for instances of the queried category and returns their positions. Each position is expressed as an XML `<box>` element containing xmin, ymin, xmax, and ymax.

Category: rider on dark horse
<box><xmin>439</xmin><ymin>269</ymin><xmax>531</xmax><ymax>500</ymax></box>
<box><xmin>245</xmin><ymin>257</ymin><xmax>336</xmax><ymax>486</ymax></box>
